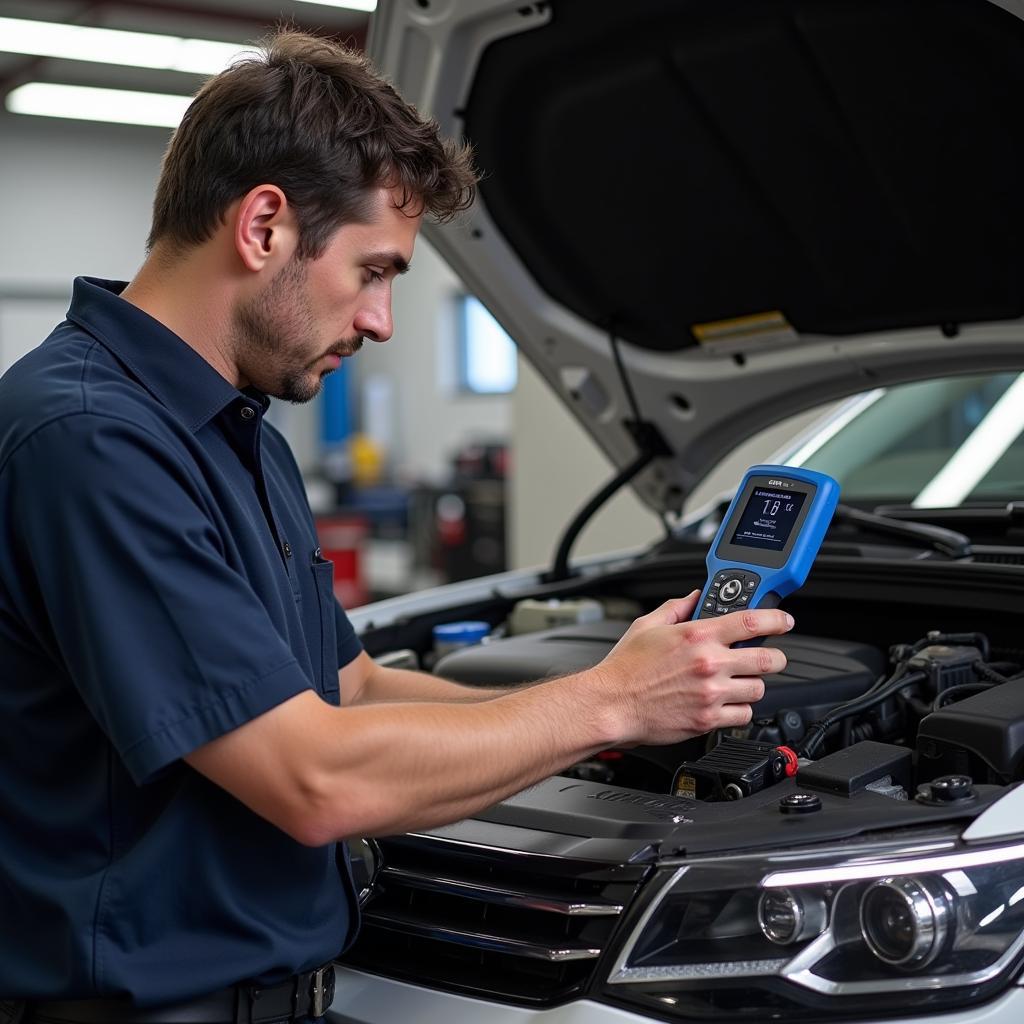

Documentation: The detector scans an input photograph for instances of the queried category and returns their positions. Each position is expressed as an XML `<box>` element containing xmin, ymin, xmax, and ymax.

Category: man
<box><xmin>0</xmin><ymin>29</ymin><xmax>792</xmax><ymax>1024</ymax></box>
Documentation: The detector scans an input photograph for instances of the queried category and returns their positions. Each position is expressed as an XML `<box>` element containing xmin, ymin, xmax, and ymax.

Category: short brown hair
<box><xmin>148</xmin><ymin>29</ymin><xmax>477</xmax><ymax>258</ymax></box>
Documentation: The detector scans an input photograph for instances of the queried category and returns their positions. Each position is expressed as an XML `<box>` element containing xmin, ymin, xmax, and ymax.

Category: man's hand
<box><xmin>587</xmin><ymin>591</ymin><xmax>792</xmax><ymax>747</ymax></box>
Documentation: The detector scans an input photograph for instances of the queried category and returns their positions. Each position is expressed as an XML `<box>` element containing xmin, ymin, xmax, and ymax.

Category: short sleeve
<box><xmin>7</xmin><ymin>414</ymin><xmax>314</xmax><ymax>785</ymax></box>
<box><xmin>334</xmin><ymin>598</ymin><xmax>363</xmax><ymax>670</ymax></box>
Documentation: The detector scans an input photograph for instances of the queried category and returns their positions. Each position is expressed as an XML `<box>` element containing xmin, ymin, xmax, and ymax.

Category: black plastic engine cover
<box><xmin>436</xmin><ymin>621</ymin><xmax>884</xmax><ymax>718</ymax></box>
<box><xmin>918</xmin><ymin>684</ymin><xmax>1024</xmax><ymax>783</ymax></box>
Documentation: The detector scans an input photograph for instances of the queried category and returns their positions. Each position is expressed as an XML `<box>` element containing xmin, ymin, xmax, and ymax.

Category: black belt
<box><xmin>30</xmin><ymin>963</ymin><xmax>335</xmax><ymax>1024</ymax></box>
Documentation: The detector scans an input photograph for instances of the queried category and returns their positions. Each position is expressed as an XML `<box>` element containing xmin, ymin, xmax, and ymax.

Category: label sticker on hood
<box><xmin>692</xmin><ymin>310</ymin><xmax>798</xmax><ymax>350</ymax></box>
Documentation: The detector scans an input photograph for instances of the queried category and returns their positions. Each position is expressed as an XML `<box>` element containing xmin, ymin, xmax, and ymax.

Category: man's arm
<box><xmin>186</xmin><ymin>596</ymin><xmax>792</xmax><ymax>845</ymax></box>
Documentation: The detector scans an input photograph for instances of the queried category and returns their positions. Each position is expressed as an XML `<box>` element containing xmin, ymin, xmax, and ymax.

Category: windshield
<box><xmin>791</xmin><ymin>373</ymin><xmax>1024</xmax><ymax>506</ymax></box>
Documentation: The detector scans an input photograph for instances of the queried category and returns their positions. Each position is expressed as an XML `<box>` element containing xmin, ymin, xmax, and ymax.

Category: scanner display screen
<box><xmin>730</xmin><ymin>487</ymin><xmax>807</xmax><ymax>551</ymax></box>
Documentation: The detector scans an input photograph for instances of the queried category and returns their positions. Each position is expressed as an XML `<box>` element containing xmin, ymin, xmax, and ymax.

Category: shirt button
<box><xmin>240</xmin><ymin>405</ymin><xmax>255</xmax><ymax>420</ymax></box>
<box><xmin>283</xmin><ymin>542</ymin><xmax>293</xmax><ymax>558</ymax></box>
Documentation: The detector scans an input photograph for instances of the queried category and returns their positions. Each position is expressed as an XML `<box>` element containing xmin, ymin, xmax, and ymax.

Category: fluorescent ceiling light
<box><xmin>295</xmin><ymin>1</ymin><xmax>378</xmax><ymax>10</ymax></box>
<box><xmin>6</xmin><ymin>82</ymin><xmax>191</xmax><ymax>129</ymax></box>
<box><xmin>913</xmin><ymin>372</ymin><xmax>1024</xmax><ymax>508</ymax></box>
<box><xmin>0</xmin><ymin>17</ymin><xmax>249</xmax><ymax>75</ymax></box>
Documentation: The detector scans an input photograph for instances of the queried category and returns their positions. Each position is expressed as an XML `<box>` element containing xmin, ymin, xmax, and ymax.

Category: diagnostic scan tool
<box><xmin>694</xmin><ymin>465</ymin><xmax>839</xmax><ymax>624</ymax></box>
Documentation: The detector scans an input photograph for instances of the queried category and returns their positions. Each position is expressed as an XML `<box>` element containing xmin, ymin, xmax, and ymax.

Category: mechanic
<box><xmin>0</xmin><ymin>29</ymin><xmax>793</xmax><ymax>1024</ymax></box>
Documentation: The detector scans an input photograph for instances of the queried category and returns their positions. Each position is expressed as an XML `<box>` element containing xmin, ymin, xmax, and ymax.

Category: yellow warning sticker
<box><xmin>692</xmin><ymin>310</ymin><xmax>797</xmax><ymax>347</ymax></box>
<box><xmin>674</xmin><ymin>774</ymin><xmax>697</xmax><ymax>800</ymax></box>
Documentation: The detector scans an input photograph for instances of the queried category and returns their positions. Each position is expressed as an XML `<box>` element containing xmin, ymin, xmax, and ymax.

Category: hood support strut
<box><xmin>546</xmin><ymin>448</ymin><xmax>658</xmax><ymax>583</ymax></box>
<box><xmin>546</xmin><ymin>328</ymin><xmax>673</xmax><ymax>582</ymax></box>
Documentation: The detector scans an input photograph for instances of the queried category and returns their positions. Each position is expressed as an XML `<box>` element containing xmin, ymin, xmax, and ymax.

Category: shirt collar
<box><xmin>66</xmin><ymin>276</ymin><xmax>267</xmax><ymax>432</ymax></box>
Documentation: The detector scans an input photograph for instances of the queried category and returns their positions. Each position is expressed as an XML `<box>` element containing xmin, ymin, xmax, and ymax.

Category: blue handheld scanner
<box><xmin>693</xmin><ymin>465</ymin><xmax>839</xmax><ymax>623</ymax></box>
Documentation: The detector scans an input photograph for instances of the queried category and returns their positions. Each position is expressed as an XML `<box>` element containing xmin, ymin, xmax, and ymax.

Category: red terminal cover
<box><xmin>777</xmin><ymin>745</ymin><xmax>799</xmax><ymax>777</ymax></box>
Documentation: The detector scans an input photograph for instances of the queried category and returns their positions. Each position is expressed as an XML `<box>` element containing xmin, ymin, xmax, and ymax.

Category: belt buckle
<box><xmin>310</xmin><ymin>964</ymin><xmax>335</xmax><ymax>1018</ymax></box>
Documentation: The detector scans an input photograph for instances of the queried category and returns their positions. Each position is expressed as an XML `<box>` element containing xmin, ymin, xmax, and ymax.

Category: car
<box><xmin>326</xmin><ymin>1</ymin><xmax>1024</xmax><ymax>1021</ymax></box>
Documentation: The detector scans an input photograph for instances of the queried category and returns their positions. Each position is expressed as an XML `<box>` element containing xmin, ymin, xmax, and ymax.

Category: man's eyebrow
<box><xmin>364</xmin><ymin>251</ymin><xmax>410</xmax><ymax>274</ymax></box>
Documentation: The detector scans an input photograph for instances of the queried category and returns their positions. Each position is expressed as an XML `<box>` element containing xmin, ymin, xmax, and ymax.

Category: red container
<box><xmin>315</xmin><ymin>515</ymin><xmax>368</xmax><ymax>609</ymax></box>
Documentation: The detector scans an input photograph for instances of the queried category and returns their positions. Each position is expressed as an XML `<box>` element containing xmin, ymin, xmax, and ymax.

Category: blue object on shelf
<box><xmin>321</xmin><ymin>361</ymin><xmax>352</xmax><ymax>445</ymax></box>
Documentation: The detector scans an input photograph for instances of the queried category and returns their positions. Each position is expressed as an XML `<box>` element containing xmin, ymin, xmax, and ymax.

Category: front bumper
<box><xmin>327</xmin><ymin>965</ymin><xmax>1024</xmax><ymax>1024</ymax></box>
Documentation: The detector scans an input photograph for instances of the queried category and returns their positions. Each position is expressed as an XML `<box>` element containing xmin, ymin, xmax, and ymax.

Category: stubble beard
<box><xmin>231</xmin><ymin>257</ymin><xmax>363</xmax><ymax>404</ymax></box>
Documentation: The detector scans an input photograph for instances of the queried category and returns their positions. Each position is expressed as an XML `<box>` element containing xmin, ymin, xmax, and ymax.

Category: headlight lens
<box><xmin>758</xmin><ymin>887</ymin><xmax>828</xmax><ymax>946</ymax></box>
<box><xmin>604</xmin><ymin>835</ymin><xmax>1024</xmax><ymax>1020</ymax></box>
<box><xmin>859</xmin><ymin>875</ymin><xmax>950</xmax><ymax>968</ymax></box>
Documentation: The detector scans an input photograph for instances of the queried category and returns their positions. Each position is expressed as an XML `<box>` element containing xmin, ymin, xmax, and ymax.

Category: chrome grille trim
<box><xmin>381</xmin><ymin>865</ymin><xmax>624</xmax><ymax>915</ymax></box>
<box><xmin>364</xmin><ymin>910</ymin><xmax>603</xmax><ymax>961</ymax></box>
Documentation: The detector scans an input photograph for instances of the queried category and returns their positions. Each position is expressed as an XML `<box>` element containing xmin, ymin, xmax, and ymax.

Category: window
<box><xmin>457</xmin><ymin>294</ymin><xmax>517</xmax><ymax>394</ymax></box>
<box><xmin>794</xmin><ymin>373</ymin><xmax>1024</xmax><ymax>505</ymax></box>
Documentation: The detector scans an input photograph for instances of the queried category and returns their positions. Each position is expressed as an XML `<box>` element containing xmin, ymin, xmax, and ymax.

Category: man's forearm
<box><xmin>302</xmin><ymin>671</ymin><xmax>615</xmax><ymax>842</ymax></box>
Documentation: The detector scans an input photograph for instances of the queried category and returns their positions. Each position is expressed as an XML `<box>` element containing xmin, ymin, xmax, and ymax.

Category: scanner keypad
<box><xmin>701</xmin><ymin>568</ymin><xmax>762</xmax><ymax>617</ymax></box>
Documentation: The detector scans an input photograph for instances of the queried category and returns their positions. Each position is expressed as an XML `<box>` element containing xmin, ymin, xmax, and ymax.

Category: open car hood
<box><xmin>369</xmin><ymin>0</ymin><xmax>1024</xmax><ymax>514</ymax></box>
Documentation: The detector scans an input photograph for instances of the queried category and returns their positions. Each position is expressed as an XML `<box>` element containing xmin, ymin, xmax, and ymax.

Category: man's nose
<box><xmin>354</xmin><ymin>296</ymin><xmax>393</xmax><ymax>344</ymax></box>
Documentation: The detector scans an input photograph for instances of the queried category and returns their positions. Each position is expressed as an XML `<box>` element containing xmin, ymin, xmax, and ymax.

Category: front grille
<box><xmin>341</xmin><ymin>833</ymin><xmax>648</xmax><ymax>1006</ymax></box>
<box><xmin>970</xmin><ymin>546</ymin><xmax>1024</xmax><ymax>565</ymax></box>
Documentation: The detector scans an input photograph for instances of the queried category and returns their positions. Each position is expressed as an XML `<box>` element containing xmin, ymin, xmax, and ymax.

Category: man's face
<box><xmin>231</xmin><ymin>186</ymin><xmax>421</xmax><ymax>403</ymax></box>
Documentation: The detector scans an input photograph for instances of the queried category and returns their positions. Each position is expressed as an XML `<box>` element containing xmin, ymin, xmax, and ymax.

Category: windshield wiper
<box><xmin>833</xmin><ymin>503</ymin><xmax>973</xmax><ymax>559</ymax></box>
<box><xmin>875</xmin><ymin>502</ymin><xmax>1024</xmax><ymax>527</ymax></box>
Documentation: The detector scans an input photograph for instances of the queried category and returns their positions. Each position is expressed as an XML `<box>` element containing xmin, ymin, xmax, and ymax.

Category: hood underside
<box><xmin>371</xmin><ymin>0</ymin><xmax>1024</xmax><ymax>512</ymax></box>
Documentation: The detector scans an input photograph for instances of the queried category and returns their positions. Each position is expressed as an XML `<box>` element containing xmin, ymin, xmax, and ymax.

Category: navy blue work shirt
<box><xmin>0</xmin><ymin>277</ymin><xmax>364</xmax><ymax>1004</ymax></box>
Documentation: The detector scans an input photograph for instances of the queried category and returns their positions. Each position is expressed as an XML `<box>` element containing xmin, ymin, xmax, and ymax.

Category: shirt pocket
<box><xmin>311</xmin><ymin>550</ymin><xmax>340</xmax><ymax>703</ymax></box>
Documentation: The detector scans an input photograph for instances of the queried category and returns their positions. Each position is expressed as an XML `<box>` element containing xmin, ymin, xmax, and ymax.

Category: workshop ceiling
<box><xmin>0</xmin><ymin>0</ymin><xmax>370</xmax><ymax>113</ymax></box>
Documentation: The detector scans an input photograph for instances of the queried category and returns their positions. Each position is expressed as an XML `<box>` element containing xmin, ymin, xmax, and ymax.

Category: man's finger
<box><xmin>708</xmin><ymin>608</ymin><xmax>794</xmax><ymax>645</ymax></box>
<box><xmin>726</xmin><ymin>646</ymin><xmax>787</xmax><ymax>679</ymax></box>
<box><xmin>645</xmin><ymin>591</ymin><xmax>701</xmax><ymax>627</ymax></box>
<box><xmin>721</xmin><ymin>676</ymin><xmax>768</xmax><ymax>705</ymax></box>
<box><xmin>711</xmin><ymin>702</ymin><xmax>757</xmax><ymax>730</ymax></box>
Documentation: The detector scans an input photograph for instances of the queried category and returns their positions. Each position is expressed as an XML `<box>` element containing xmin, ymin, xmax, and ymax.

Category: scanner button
<box><xmin>744</xmin><ymin>578</ymin><xmax>758</xmax><ymax>591</ymax></box>
<box><xmin>736</xmin><ymin>594</ymin><xmax>750</xmax><ymax>606</ymax></box>
<box><xmin>703</xmin><ymin>599</ymin><xmax>716</xmax><ymax>613</ymax></box>
<box><xmin>719</xmin><ymin>578</ymin><xmax>743</xmax><ymax>603</ymax></box>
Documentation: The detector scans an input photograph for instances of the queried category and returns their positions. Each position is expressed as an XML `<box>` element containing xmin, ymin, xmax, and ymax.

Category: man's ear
<box><xmin>234</xmin><ymin>185</ymin><xmax>299</xmax><ymax>272</ymax></box>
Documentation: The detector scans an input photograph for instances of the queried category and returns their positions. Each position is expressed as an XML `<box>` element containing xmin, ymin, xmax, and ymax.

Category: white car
<box><xmin>327</xmin><ymin>1</ymin><xmax>1024</xmax><ymax>1021</ymax></box>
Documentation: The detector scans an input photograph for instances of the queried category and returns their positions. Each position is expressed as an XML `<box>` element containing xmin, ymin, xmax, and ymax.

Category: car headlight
<box><xmin>602</xmin><ymin>833</ymin><xmax>1024</xmax><ymax>1020</ymax></box>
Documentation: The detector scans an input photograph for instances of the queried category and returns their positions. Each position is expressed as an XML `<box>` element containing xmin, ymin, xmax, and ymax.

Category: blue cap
<box><xmin>433</xmin><ymin>621</ymin><xmax>490</xmax><ymax>644</ymax></box>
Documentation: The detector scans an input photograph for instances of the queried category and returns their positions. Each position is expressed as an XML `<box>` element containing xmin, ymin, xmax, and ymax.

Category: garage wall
<box><xmin>0</xmin><ymin>115</ymin><xmax>164</xmax><ymax>291</ymax></box>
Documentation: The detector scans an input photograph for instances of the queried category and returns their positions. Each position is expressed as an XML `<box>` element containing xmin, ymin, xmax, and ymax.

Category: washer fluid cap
<box><xmin>433</xmin><ymin>621</ymin><xmax>491</xmax><ymax>645</ymax></box>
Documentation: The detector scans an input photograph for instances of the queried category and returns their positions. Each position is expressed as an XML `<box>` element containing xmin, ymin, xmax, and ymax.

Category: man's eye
<box><xmin>365</xmin><ymin>269</ymin><xmax>385</xmax><ymax>283</ymax></box>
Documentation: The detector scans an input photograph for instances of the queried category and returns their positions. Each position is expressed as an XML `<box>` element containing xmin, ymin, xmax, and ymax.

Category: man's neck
<box><xmin>121</xmin><ymin>246</ymin><xmax>242</xmax><ymax>388</ymax></box>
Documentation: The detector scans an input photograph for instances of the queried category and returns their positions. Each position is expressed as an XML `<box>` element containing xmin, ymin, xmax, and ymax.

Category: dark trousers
<box><xmin>12</xmin><ymin>1014</ymin><xmax>320</xmax><ymax>1024</ymax></box>
<box><xmin>29</xmin><ymin>1018</ymin><xmax>320</xmax><ymax>1024</ymax></box>
<box><xmin>2</xmin><ymin>1004</ymin><xmax>321</xmax><ymax>1024</ymax></box>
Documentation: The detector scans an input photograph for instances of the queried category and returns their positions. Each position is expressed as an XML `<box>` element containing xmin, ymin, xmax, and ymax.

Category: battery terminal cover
<box><xmin>673</xmin><ymin>737</ymin><xmax>796</xmax><ymax>801</ymax></box>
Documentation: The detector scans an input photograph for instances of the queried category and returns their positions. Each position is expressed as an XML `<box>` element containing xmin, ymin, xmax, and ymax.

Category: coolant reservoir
<box><xmin>432</xmin><ymin>621</ymin><xmax>491</xmax><ymax>660</ymax></box>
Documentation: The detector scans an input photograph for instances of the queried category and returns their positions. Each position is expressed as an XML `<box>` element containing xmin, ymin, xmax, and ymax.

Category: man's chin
<box><xmin>270</xmin><ymin>372</ymin><xmax>325</xmax><ymax>405</ymax></box>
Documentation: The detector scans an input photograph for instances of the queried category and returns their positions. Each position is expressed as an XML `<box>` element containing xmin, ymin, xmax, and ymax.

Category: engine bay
<box><xmin>431</xmin><ymin>600</ymin><xmax>1024</xmax><ymax>808</ymax></box>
